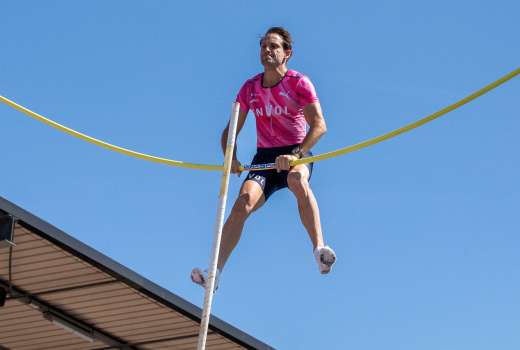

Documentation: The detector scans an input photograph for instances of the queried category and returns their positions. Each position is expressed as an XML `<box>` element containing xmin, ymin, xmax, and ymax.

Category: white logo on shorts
<box><xmin>248</xmin><ymin>173</ymin><xmax>265</xmax><ymax>186</ymax></box>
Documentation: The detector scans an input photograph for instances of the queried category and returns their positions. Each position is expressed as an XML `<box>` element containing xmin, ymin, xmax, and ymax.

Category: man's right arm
<box><xmin>221</xmin><ymin>107</ymin><xmax>248</xmax><ymax>174</ymax></box>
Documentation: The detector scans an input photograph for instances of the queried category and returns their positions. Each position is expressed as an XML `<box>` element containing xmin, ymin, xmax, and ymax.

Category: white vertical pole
<box><xmin>197</xmin><ymin>102</ymin><xmax>240</xmax><ymax>350</ymax></box>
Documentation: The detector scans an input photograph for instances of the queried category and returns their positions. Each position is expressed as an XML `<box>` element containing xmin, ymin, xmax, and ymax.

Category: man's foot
<box><xmin>314</xmin><ymin>246</ymin><xmax>336</xmax><ymax>274</ymax></box>
<box><xmin>191</xmin><ymin>268</ymin><xmax>220</xmax><ymax>292</ymax></box>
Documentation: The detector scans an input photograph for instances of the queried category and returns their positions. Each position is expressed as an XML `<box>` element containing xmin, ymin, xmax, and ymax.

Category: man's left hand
<box><xmin>275</xmin><ymin>154</ymin><xmax>298</xmax><ymax>172</ymax></box>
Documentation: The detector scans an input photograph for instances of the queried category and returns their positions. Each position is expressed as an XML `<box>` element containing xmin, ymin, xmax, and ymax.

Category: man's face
<box><xmin>260</xmin><ymin>33</ymin><xmax>291</xmax><ymax>68</ymax></box>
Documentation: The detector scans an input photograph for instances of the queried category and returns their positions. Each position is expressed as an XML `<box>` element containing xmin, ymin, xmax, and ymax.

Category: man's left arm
<box><xmin>275</xmin><ymin>102</ymin><xmax>327</xmax><ymax>171</ymax></box>
<box><xmin>299</xmin><ymin>101</ymin><xmax>327</xmax><ymax>154</ymax></box>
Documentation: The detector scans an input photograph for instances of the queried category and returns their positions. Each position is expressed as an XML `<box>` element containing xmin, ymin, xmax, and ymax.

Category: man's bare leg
<box><xmin>217</xmin><ymin>180</ymin><xmax>265</xmax><ymax>270</ymax></box>
<box><xmin>287</xmin><ymin>165</ymin><xmax>324</xmax><ymax>249</ymax></box>
<box><xmin>192</xmin><ymin>180</ymin><xmax>264</xmax><ymax>288</ymax></box>
<box><xmin>287</xmin><ymin>165</ymin><xmax>336</xmax><ymax>273</ymax></box>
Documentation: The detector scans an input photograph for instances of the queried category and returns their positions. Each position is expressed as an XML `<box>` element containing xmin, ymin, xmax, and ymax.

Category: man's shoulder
<box><xmin>237</xmin><ymin>74</ymin><xmax>261</xmax><ymax>94</ymax></box>
<box><xmin>285</xmin><ymin>70</ymin><xmax>314</xmax><ymax>88</ymax></box>
<box><xmin>285</xmin><ymin>69</ymin><xmax>306</xmax><ymax>80</ymax></box>
<box><xmin>244</xmin><ymin>73</ymin><xmax>263</xmax><ymax>84</ymax></box>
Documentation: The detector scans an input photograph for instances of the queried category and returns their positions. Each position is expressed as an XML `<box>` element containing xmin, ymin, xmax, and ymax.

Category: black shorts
<box><xmin>244</xmin><ymin>144</ymin><xmax>314</xmax><ymax>201</ymax></box>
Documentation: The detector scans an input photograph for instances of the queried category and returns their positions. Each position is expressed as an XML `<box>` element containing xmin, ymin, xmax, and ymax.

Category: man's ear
<box><xmin>284</xmin><ymin>49</ymin><xmax>293</xmax><ymax>63</ymax></box>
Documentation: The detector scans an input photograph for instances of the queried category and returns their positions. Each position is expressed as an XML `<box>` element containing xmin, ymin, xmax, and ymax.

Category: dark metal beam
<box><xmin>0</xmin><ymin>287</ymin><xmax>6</xmax><ymax>307</ymax></box>
<box><xmin>0</xmin><ymin>213</ymin><xmax>15</xmax><ymax>248</ymax></box>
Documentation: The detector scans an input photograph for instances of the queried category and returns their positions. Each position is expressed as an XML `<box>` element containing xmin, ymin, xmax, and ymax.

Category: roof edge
<box><xmin>0</xmin><ymin>195</ymin><xmax>274</xmax><ymax>350</ymax></box>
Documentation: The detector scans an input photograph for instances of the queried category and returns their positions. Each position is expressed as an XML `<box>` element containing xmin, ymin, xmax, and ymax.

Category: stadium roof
<box><xmin>0</xmin><ymin>196</ymin><xmax>274</xmax><ymax>350</ymax></box>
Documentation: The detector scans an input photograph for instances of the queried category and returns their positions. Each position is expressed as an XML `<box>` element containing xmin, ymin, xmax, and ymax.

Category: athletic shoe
<box><xmin>191</xmin><ymin>267</ymin><xmax>220</xmax><ymax>292</ymax></box>
<box><xmin>314</xmin><ymin>246</ymin><xmax>336</xmax><ymax>274</ymax></box>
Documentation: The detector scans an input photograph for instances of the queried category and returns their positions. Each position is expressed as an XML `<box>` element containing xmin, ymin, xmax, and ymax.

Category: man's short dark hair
<box><xmin>260</xmin><ymin>27</ymin><xmax>293</xmax><ymax>50</ymax></box>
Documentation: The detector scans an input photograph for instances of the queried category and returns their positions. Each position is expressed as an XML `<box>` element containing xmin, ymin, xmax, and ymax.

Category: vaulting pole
<box><xmin>197</xmin><ymin>102</ymin><xmax>240</xmax><ymax>350</ymax></box>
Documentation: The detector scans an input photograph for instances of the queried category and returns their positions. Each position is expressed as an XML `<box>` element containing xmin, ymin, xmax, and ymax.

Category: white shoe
<box><xmin>191</xmin><ymin>268</ymin><xmax>220</xmax><ymax>292</ymax></box>
<box><xmin>314</xmin><ymin>246</ymin><xmax>336</xmax><ymax>274</ymax></box>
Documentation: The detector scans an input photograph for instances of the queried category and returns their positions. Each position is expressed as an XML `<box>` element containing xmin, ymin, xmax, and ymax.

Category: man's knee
<box><xmin>287</xmin><ymin>171</ymin><xmax>309</xmax><ymax>195</ymax></box>
<box><xmin>231</xmin><ymin>192</ymin><xmax>257</xmax><ymax>219</ymax></box>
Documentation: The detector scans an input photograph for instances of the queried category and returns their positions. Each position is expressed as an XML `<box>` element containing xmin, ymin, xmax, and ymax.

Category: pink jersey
<box><xmin>236</xmin><ymin>69</ymin><xmax>319</xmax><ymax>148</ymax></box>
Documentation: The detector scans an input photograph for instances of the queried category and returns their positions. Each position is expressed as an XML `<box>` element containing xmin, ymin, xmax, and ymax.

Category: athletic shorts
<box><xmin>244</xmin><ymin>144</ymin><xmax>314</xmax><ymax>201</ymax></box>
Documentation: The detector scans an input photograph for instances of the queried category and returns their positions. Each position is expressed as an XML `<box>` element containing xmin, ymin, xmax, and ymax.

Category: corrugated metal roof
<box><xmin>0</xmin><ymin>196</ymin><xmax>274</xmax><ymax>350</ymax></box>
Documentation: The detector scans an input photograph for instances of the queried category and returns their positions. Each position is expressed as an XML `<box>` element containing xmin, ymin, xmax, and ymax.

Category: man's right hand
<box><xmin>231</xmin><ymin>159</ymin><xmax>242</xmax><ymax>176</ymax></box>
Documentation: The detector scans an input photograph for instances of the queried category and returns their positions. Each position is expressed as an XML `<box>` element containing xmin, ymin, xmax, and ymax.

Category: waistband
<box><xmin>256</xmin><ymin>144</ymin><xmax>300</xmax><ymax>155</ymax></box>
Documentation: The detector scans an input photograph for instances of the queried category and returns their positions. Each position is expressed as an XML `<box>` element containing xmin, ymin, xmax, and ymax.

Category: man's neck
<box><xmin>263</xmin><ymin>66</ymin><xmax>288</xmax><ymax>87</ymax></box>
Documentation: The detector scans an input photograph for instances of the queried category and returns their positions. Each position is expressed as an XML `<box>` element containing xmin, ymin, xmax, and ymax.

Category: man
<box><xmin>192</xmin><ymin>27</ymin><xmax>336</xmax><ymax>290</ymax></box>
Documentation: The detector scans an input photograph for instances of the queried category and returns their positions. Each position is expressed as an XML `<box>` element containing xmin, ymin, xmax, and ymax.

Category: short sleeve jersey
<box><xmin>235</xmin><ymin>69</ymin><xmax>319</xmax><ymax>148</ymax></box>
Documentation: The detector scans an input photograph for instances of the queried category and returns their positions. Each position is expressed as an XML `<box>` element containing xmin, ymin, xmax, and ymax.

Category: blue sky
<box><xmin>2</xmin><ymin>1</ymin><xmax>519</xmax><ymax>349</ymax></box>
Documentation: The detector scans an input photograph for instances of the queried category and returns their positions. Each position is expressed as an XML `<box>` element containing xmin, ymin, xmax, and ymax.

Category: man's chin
<box><xmin>261</xmin><ymin>61</ymin><xmax>281</xmax><ymax>69</ymax></box>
